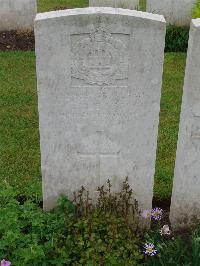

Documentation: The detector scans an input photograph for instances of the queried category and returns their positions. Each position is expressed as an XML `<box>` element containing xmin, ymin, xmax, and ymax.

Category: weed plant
<box><xmin>0</xmin><ymin>179</ymin><xmax>143</xmax><ymax>265</ymax></box>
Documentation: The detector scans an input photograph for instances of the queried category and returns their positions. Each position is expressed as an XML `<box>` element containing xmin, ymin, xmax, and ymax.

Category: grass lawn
<box><xmin>139</xmin><ymin>0</ymin><xmax>146</xmax><ymax>11</ymax></box>
<box><xmin>37</xmin><ymin>0</ymin><xmax>88</xmax><ymax>12</ymax></box>
<box><xmin>155</xmin><ymin>53</ymin><xmax>186</xmax><ymax>199</ymax></box>
<box><xmin>0</xmin><ymin>51</ymin><xmax>186</xmax><ymax>201</ymax></box>
<box><xmin>0</xmin><ymin>52</ymin><xmax>41</xmax><ymax>200</ymax></box>
<box><xmin>37</xmin><ymin>0</ymin><xmax>146</xmax><ymax>12</ymax></box>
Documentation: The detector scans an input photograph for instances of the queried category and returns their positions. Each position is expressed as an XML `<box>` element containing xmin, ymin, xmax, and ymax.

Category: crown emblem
<box><xmin>71</xmin><ymin>25</ymin><xmax>129</xmax><ymax>86</ymax></box>
<box><xmin>90</xmin><ymin>26</ymin><xmax>109</xmax><ymax>42</ymax></box>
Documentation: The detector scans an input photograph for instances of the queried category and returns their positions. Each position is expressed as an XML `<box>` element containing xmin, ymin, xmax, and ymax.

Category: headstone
<box><xmin>35</xmin><ymin>7</ymin><xmax>166</xmax><ymax>211</ymax></box>
<box><xmin>0</xmin><ymin>0</ymin><xmax>37</xmax><ymax>31</ymax></box>
<box><xmin>89</xmin><ymin>0</ymin><xmax>139</xmax><ymax>9</ymax></box>
<box><xmin>170</xmin><ymin>19</ymin><xmax>200</xmax><ymax>229</ymax></box>
<box><xmin>147</xmin><ymin>0</ymin><xmax>196</xmax><ymax>27</ymax></box>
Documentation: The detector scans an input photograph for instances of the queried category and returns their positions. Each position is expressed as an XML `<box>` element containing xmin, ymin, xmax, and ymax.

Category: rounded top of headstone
<box><xmin>192</xmin><ymin>18</ymin><xmax>200</xmax><ymax>28</ymax></box>
<box><xmin>35</xmin><ymin>7</ymin><xmax>166</xmax><ymax>24</ymax></box>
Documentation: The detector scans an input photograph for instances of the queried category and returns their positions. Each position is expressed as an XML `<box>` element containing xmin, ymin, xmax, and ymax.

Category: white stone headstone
<box><xmin>0</xmin><ymin>0</ymin><xmax>37</xmax><ymax>31</ymax></box>
<box><xmin>89</xmin><ymin>0</ymin><xmax>139</xmax><ymax>9</ymax></box>
<box><xmin>170</xmin><ymin>19</ymin><xmax>200</xmax><ymax>229</ymax></box>
<box><xmin>147</xmin><ymin>0</ymin><xmax>196</xmax><ymax>27</ymax></box>
<box><xmin>35</xmin><ymin>7</ymin><xmax>166</xmax><ymax>211</ymax></box>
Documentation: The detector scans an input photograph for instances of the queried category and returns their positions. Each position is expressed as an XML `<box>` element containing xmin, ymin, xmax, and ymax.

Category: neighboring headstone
<box><xmin>0</xmin><ymin>0</ymin><xmax>37</xmax><ymax>31</ymax></box>
<box><xmin>35</xmin><ymin>7</ymin><xmax>166</xmax><ymax>211</ymax></box>
<box><xmin>170</xmin><ymin>19</ymin><xmax>200</xmax><ymax>229</ymax></box>
<box><xmin>147</xmin><ymin>0</ymin><xmax>196</xmax><ymax>27</ymax></box>
<box><xmin>89</xmin><ymin>0</ymin><xmax>139</xmax><ymax>9</ymax></box>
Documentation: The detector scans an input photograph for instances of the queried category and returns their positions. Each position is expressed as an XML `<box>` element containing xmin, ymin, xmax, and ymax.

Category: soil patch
<box><xmin>152</xmin><ymin>197</ymin><xmax>171</xmax><ymax>226</ymax></box>
<box><xmin>0</xmin><ymin>6</ymin><xmax>71</xmax><ymax>51</ymax></box>
<box><xmin>153</xmin><ymin>197</ymin><xmax>171</xmax><ymax>212</ymax></box>
<box><xmin>53</xmin><ymin>6</ymin><xmax>73</xmax><ymax>10</ymax></box>
<box><xmin>0</xmin><ymin>30</ymin><xmax>35</xmax><ymax>51</ymax></box>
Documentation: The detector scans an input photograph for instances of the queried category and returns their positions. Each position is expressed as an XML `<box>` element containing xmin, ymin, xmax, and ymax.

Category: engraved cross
<box><xmin>191</xmin><ymin>125</ymin><xmax>200</xmax><ymax>140</ymax></box>
<box><xmin>191</xmin><ymin>134</ymin><xmax>200</xmax><ymax>140</ymax></box>
<box><xmin>190</xmin><ymin>125</ymin><xmax>200</xmax><ymax>151</ymax></box>
<box><xmin>77</xmin><ymin>131</ymin><xmax>120</xmax><ymax>183</ymax></box>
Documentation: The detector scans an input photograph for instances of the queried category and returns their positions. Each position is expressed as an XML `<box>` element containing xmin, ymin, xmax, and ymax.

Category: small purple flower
<box><xmin>143</xmin><ymin>243</ymin><xmax>157</xmax><ymax>256</ymax></box>
<box><xmin>141</xmin><ymin>209</ymin><xmax>151</xmax><ymax>219</ymax></box>
<box><xmin>160</xmin><ymin>225</ymin><xmax>171</xmax><ymax>236</ymax></box>
<box><xmin>1</xmin><ymin>260</ymin><xmax>11</xmax><ymax>266</ymax></box>
<box><xmin>151</xmin><ymin>207</ymin><xmax>163</xmax><ymax>221</ymax></box>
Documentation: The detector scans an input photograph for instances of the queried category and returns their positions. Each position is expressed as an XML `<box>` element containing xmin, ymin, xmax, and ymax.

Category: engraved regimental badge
<box><xmin>71</xmin><ymin>25</ymin><xmax>129</xmax><ymax>86</ymax></box>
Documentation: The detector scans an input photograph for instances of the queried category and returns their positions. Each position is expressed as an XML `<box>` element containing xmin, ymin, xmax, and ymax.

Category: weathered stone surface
<box><xmin>147</xmin><ymin>0</ymin><xmax>196</xmax><ymax>27</ymax></box>
<box><xmin>170</xmin><ymin>19</ymin><xmax>200</xmax><ymax>229</ymax></box>
<box><xmin>35</xmin><ymin>7</ymin><xmax>166</xmax><ymax>211</ymax></box>
<box><xmin>89</xmin><ymin>0</ymin><xmax>139</xmax><ymax>9</ymax></box>
<box><xmin>0</xmin><ymin>0</ymin><xmax>37</xmax><ymax>31</ymax></box>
